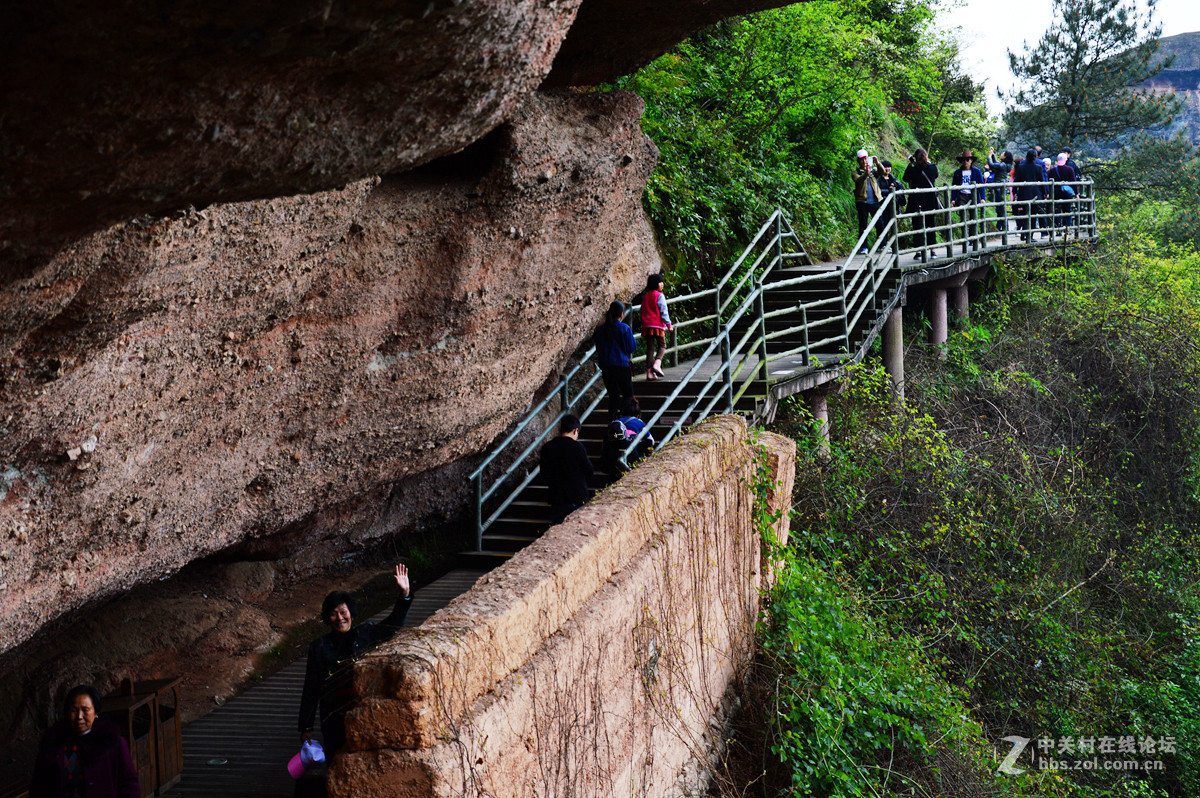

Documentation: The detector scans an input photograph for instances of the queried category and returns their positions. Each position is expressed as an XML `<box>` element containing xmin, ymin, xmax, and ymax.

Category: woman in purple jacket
<box><xmin>30</xmin><ymin>685</ymin><xmax>140</xmax><ymax>798</ymax></box>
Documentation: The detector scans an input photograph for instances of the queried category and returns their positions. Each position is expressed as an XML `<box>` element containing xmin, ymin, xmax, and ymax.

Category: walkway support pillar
<box><xmin>929</xmin><ymin>287</ymin><xmax>948</xmax><ymax>358</ymax></box>
<box><xmin>807</xmin><ymin>390</ymin><xmax>831</xmax><ymax>461</ymax></box>
<box><xmin>950</xmin><ymin>284</ymin><xmax>969</xmax><ymax>326</ymax></box>
<box><xmin>937</xmin><ymin>271</ymin><xmax>971</xmax><ymax>328</ymax></box>
<box><xmin>882</xmin><ymin>305</ymin><xmax>904</xmax><ymax>401</ymax></box>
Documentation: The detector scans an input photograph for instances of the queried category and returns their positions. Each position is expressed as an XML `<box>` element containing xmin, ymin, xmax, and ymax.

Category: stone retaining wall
<box><xmin>331</xmin><ymin>416</ymin><xmax>795</xmax><ymax>797</ymax></box>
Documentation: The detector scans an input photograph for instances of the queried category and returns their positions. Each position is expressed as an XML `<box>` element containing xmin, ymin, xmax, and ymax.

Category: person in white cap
<box><xmin>1047</xmin><ymin>153</ymin><xmax>1078</xmax><ymax>229</ymax></box>
<box><xmin>852</xmin><ymin>149</ymin><xmax>886</xmax><ymax>254</ymax></box>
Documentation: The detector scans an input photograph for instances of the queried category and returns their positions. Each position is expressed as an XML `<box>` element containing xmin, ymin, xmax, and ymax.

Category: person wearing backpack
<box><xmin>1047</xmin><ymin>153</ymin><xmax>1078</xmax><ymax>230</ymax></box>
<box><xmin>600</xmin><ymin>398</ymin><xmax>655</xmax><ymax>476</ymax></box>
<box><xmin>618</xmin><ymin>398</ymin><xmax>654</xmax><ymax>464</ymax></box>
<box><xmin>592</xmin><ymin>300</ymin><xmax>636</xmax><ymax>421</ymax></box>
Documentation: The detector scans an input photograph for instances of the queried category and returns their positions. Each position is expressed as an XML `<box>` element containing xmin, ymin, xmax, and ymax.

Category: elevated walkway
<box><xmin>468</xmin><ymin>182</ymin><xmax>1097</xmax><ymax>562</ymax></box>
<box><xmin>68</xmin><ymin>185</ymin><xmax>1095</xmax><ymax>797</ymax></box>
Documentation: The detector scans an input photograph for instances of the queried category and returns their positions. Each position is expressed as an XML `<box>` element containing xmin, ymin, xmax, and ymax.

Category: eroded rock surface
<box><xmin>546</xmin><ymin>0</ymin><xmax>795</xmax><ymax>87</ymax></box>
<box><xmin>0</xmin><ymin>89</ymin><xmax>659</xmax><ymax>656</ymax></box>
<box><xmin>0</xmin><ymin>0</ymin><xmax>583</xmax><ymax>270</ymax></box>
<box><xmin>0</xmin><ymin>0</ymin><xmax>794</xmax><ymax>272</ymax></box>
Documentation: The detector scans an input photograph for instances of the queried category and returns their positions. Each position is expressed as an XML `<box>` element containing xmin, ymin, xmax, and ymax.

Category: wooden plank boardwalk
<box><xmin>163</xmin><ymin>568</ymin><xmax>488</xmax><ymax>798</ymax></box>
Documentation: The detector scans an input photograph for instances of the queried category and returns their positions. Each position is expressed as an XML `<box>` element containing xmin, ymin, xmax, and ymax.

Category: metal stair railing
<box><xmin>619</xmin><ymin>213</ymin><xmax>815</xmax><ymax>460</ymax></box>
<box><xmin>467</xmin><ymin>353</ymin><xmax>606</xmax><ymax>549</ymax></box>
<box><xmin>465</xmin><ymin>216</ymin><xmax>807</xmax><ymax>548</ymax></box>
<box><xmin>470</xmin><ymin>187</ymin><xmax>1099</xmax><ymax>549</ymax></box>
<box><xmin>890</xmin><ymin>179</ymin><xmax>1096</xmax><ymax>264</ymax></box>
<box><xmin>620</xmin><ymin>209</ymin><xmax>876</xmax><ymax>461</ymax></box>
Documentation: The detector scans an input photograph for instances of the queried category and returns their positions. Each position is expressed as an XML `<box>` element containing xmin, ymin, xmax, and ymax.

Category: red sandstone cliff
<box><xmin>0</xmin><ymin>0</ymin><xmax>791</xmax><ymax>728</ymax></box>
<box><xmin>0</xmin><ymin>89</ymin><xmax>656</xmax><ymax>658</ymax></box>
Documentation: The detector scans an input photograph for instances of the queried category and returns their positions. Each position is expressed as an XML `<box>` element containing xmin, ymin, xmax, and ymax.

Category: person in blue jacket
<box><xmin>593</xmin><ymin>301</ymin><xmax>637</xmax><ymax>421</ymax></box>
<box><xmin>950</xmin><ymin>150</ymin><xmax>986</xmax><ymax>243</ymax></box>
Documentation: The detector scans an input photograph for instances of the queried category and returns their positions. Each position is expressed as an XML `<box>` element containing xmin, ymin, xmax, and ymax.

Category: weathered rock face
<box><xmin>0</xmin><ymin>0</ymin><xmax>584</xmax><ymax>271</ymax></box>
<box><xmin>546</xmin><ymin>0</ymin><xmax>794</xmax><ymax>87</ymax></box>
<box><xmin>0</xmin><ymin>0</ymin><xmax>794</xmax><ymax>708</ymax></box>
<box><xmin>0</xmin><ymin>89</ymin><xmax>659</xmax><ymax>656</ymax></box>
<box><xmin>0</xmin><ymin>0</ymin><xmax>792</xmax><ymax>277</ymax></box>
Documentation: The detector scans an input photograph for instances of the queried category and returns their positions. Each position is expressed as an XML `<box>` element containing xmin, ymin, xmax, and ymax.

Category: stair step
<box><xmin>480</xmin><ymin>532</ymin><xmax>542</xmax><ymax>552</ymax></box>
<box><xmin>459</xmin><ymin>549</ymin><xmax>527</xmax><ymax>568</ymax></box>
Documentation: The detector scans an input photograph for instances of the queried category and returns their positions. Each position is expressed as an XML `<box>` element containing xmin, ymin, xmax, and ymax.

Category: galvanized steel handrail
<box><xmin>472</xmin><ymin>183</ymin><xmax>1097</xmax><ymax>549</ymax></box>
<box><xmin>467</xmin><ymin>216</ymin><xmax>809</xmax><ymax>548</ymax></box>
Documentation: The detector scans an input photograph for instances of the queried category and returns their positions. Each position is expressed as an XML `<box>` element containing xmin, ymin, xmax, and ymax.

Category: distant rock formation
<box><xmin>1137</xmin><ymin>31</ymin><xmax>1200</xmax><ymax>144</ymax></box>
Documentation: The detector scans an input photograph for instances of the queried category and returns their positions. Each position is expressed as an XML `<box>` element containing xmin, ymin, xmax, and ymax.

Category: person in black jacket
<box><xmin>29</xmin><ymin>685</ymin><xmax>140</xmax><ymax>798</ymax></box>
<box><xmin>298</xmin><ymin>564</ymin><xmax>412</xmax><ymax>755</ymax></box>
<box><xmin>592</xmin><ymin>301</ymin><xmax>637</xmax><ymax>421</ymax></box>
<box><xmin>1013</xmin><ymin>150</ymin><xmax>1047</xmax><ymax>242</ymax></box>
<box><xmin>902</xmin><ymin>148</ymin><xmax>940</xmax><ymax>261</ymax></box>
<box><xmin>877</xmin><ymin>160</ymin><xmax>905</xmax><ymax>247</ymax></box>
<box><xmin>540</xmin><ymin>414</ymin><xmax>593</xmax><ymax>523</ymax></box>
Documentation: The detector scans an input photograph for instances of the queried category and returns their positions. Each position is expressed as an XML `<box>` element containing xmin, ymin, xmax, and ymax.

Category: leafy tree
<box><xmin>613</xmin><ymin>0</ymin><xmax>981</xmax><ymax>286</ymax></box>
<box><xmin>1092</xmin><ymin>132</ymin><xmax>1200</xmax><ymax>246</ymax></box>
<box><xmin>1002</xmin><ymin>0</ymin><xmax>1180</xmax><ymax>148</ymax></box>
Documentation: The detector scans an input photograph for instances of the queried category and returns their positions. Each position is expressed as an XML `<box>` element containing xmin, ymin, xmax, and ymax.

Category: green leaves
<box><xmin>767</xmin><ymin>231</ymin><xmax>1200</xmax><ymax>794</ymax></box>
<box><xmin>762</xmin><ymin>551</ymin><xmax>986</xmax><ymax>796</ymax></box>
<box><xmin>611</xmin><ymin>0</ymin><xmax>970</xmax><ymax>288</ymax></box>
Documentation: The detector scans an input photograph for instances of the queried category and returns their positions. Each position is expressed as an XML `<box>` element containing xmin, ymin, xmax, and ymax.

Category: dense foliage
<box><xmin>610</xmin><ymin>0</ymin><xmax>986</xmax><ymax>294</ymax></box>
<box><xmin>760</xmin><ymin>224</ymin><xmax>1200</xmax><ymax>796</ymax></box>
<box><xmin>611</xmin><ymin>4</ymin><xmax>1200</xmax><ymax>794</ymax></box>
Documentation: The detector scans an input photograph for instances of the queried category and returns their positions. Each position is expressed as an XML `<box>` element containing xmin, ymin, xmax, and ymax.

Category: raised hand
<box><xmin>394</xmin><ymin>563</ymin><xmax>411</xmax><ymax>597</ymax></box>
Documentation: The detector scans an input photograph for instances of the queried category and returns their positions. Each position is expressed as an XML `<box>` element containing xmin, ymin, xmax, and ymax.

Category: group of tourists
<box><xmin>540</xmin><ymin>272</ymin><xmax>676</xmax><ymax>525</ymax></box>
<box><xmin>853</xmin><ymin>144</ymin><xmax>1083</xmax><ymax>259</ymax></box>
